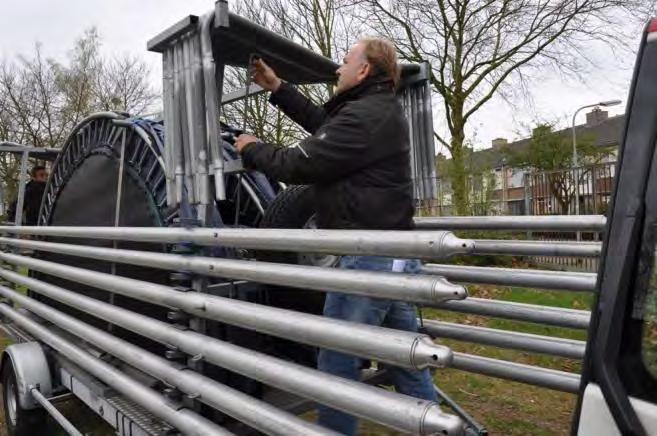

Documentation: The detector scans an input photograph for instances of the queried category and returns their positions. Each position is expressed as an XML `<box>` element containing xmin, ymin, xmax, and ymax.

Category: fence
<box><xmin>420</xmin><ymin>162</ymin><xmax>616</xmax><ymax>272</ymax></box>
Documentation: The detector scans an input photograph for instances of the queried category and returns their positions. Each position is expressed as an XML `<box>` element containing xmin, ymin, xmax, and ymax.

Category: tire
<box><xmin>257</xmin><ymin>185</ymin><xmax>335</xmax><ymax>367</ymax></box>
<box><xmin>2</xmin><ymin>359</ymin><xmax>48</xmax><ymax>436</ymax></box>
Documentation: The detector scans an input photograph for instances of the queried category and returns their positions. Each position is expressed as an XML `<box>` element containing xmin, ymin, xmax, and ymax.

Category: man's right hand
<box><xmin>252</xmin><ymin>59</ymin><xmax>281</xmax><ymax>92</ymax></box>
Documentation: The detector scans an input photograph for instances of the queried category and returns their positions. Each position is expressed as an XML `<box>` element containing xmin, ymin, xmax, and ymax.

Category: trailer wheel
<box><xmin>258</xmin><ymin>185</ymin><xmax>335</xmax><ymax>366</ymax></box>
<box><xmin>258</xmin><ymin>185</ymin><xmax>339</xmax><ymax>268</ymax></box>
<box><xmin>2</xmin><ymin>359</ymin><xmax>47</xmax><ymax>436</ymax></box>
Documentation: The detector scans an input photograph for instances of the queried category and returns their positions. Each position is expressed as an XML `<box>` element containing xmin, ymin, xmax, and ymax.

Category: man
<box><xmin>7</xmin><ymin>165</ymin><xmax>48</xmax><ymax>225</ymax></box>
<box><xmin>235</xmin><ymin>38</ymin><xmax>437</xmax><ymax>435</ymax></box>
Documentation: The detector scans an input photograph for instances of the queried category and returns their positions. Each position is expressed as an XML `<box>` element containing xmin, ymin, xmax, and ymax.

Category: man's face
<box><xmin>33</xmin><ymin>169</ymin><xmax>47</xmax><ymax>183</ymax></box>
<box><xmin>335</xmin><ymin>43</ymin><xmax>371</xmax><ymax>94</ymax></box>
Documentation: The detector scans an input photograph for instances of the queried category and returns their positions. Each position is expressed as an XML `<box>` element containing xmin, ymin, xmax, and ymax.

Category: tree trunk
<box><xmin>449</xmin><ymin>125</ymin><xmax>469</xmax><ymax>216</ymax></box>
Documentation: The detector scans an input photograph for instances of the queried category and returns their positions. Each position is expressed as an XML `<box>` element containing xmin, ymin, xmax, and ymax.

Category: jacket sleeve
<box><xmin>241</xmin><ymin>106</ymin><xmax>371</xmax><ymax>185</ymax></box>
<box><xmin>269</xmin><ymin>83</ymin><xmax>327</xmax><ymax>134</ymax></box>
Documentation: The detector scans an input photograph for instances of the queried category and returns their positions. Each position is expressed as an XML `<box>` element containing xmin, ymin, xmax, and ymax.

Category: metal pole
<box><xmin>471</xmin><ymin>239</ymin><xmax>601</xmax><ymax>257</ymax></box>
<box><xmin>432</xmin><ymin>297</ymin><xmax>590</xmax><ymax>330</ymax></box>
<box><xmin>0</xmin><ymin>272</ymin><xmax>463</xmax><ymax>434</ymax></box>
<box><xmin>0</xmin><ymin>286</ymin><xmax>338</xmax><ymax>436</ymax></box>
<box><xmin>0</xmin><ymin>226</ymin><xmax>475</xmax><ymax>259</ymax></box>
<box><xmin>451</xmin><ymin>352</ymin><xmax>580</xmax><ymax>393</ymax></box>
<box><xmin>0</xmin><ymin>237</ymin><xmax>467</xmax><ymax>304</ymax></box>
<box><xmin>0</xmin><ymin>256</ymin><xmax>452</xmax><ymax>370</ymax></box>
<box><xmin>162</xmin><ymin>47</ymin><xmax>176</xmax><ymax>206</ymax></box>
<box><xmin>13</xmin><ymin>151</ymin><xmax>29</xmax><ymax>226</ymax></box>
<box><xmin>172</xmin><ymin>43</ymin><xmax>187</xmax><ymax>204</ymax></box>
<box><xmin>421</xmin><ymin>263</ymin><xmax>596</xmax><ymax>292</ymax></box>
<box><xmin>30</xmin><ymin>387</ymin><xmax>83</xmax><ymax>436</ymax></box>
<box><xmin>200</xmin><ymin>12</ymin><xmax>226</xmax><ymax>200</ymax></box>
<box><xmin>0</xmin><ymin>303</ymin><xmax>232</xmax><ymax>436</ymax></box>
<box><xmin>423</xmin><ymin>319</ymin><xmax>586</xmax><ymax>359</ymax></box>
<box><xmin>413</xmin><ymin>215</ymin><xmax>606</xmax><ymax>231</ymax></box>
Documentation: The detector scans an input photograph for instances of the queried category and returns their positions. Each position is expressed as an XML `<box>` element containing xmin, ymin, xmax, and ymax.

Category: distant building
<box><xmin>435</xmin><ymin>109</ymin><xmax>624</xmax><ymax>215</ymax></box>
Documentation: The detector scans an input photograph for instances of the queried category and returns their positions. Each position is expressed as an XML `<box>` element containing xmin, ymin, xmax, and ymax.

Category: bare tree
<box><xmin>364</xmin><ymin>0</ymin><xmax>655</xmax><ymax>215</ymax></box>
<box><xmin>0</xmin><ymin>27</ymin><xmax>158</xmax><ymax>203</ymax></box>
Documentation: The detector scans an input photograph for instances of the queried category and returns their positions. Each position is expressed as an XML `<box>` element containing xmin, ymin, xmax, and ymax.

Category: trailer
<box><xmin>0</xmin><ymin>2</ymin><xmax>655</xmax><ymax>435</ymax></box>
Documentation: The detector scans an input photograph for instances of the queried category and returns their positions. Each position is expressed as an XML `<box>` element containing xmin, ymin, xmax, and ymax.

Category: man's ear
<box><xmin>358</xmin><ymin>62</ymin><xmax>371</xmax><ymax>80</ymax></box>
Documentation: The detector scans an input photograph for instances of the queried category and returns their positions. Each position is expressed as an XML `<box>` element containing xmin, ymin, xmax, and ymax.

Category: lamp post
<box><xmin>571</xmin><ymin>99</ymin><xmax>621</xmax><ymax>216</ymax></box>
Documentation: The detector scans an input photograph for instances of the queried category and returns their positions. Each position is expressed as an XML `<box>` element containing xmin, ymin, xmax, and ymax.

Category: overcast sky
<box><xmin>0</xmin><ymin>0</ymin><xmax>635</xmax><ymax>153</ymax></box>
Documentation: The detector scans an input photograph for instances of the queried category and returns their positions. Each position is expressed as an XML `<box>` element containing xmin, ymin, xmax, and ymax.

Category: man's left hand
<box><xmin>235</xmin><ymin>134</ymin><xmax>260</xmax><ymax>153</ymax></box>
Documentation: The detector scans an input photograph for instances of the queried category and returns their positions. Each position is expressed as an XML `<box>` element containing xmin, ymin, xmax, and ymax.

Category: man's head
<box><xmin>31</xmin><ymin>165</ymin><xmax>47</xmax><ymax>183</ymax></box>
<box><xmin>335</xmin><ymin>38</ymin><xmax>400</xmax><ymax>95</ymax></box>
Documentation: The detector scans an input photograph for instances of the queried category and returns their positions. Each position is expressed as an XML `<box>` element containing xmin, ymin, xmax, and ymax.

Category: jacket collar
<box><xmin>323</xmin><ymin>75</ymin><xmax>394</xmax><ymax>114</ymax></box>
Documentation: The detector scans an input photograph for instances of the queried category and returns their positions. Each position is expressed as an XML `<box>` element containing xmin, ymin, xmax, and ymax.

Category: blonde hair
<box><xmin>359</xmin><ymin>38</ymin><xmax>400</xmax><ymax>88</ymax></box>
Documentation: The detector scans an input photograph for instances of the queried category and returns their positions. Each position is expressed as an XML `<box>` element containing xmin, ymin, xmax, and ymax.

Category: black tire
<box><xmin>257</xmin><ymin>185</ymin><xmax>331</xmax><ymax>367</ymax></box>
<box><xmin>2</xmin><ymin>359</ymin><xmax>48</xmax><ymax>436</ymax></box>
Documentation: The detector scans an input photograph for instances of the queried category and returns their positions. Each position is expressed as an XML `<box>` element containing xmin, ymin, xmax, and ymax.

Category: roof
<box><xmin>446</xmin><ymin>114</ymin><xmax>626</xmax><ymax>170</ymax></box>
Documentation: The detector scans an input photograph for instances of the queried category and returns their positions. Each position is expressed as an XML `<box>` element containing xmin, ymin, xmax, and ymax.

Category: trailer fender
<box><xmin>1</xmin><ymin>342</ymin><xmax>52</xmax><ymax>410</ymax></box>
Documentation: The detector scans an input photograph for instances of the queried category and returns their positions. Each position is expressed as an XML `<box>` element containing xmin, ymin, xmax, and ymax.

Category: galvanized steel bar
<box><xmin>451</xmin><ymin>352</ymin><xmax>581</xmax><ymax>393</ymax></box>
<box><xmin>162</xmin><ymin>47</ymin><xmax>176</xmax><ymax>205</ymax></box>
<box><xmin>422</xmin><ymin>264</ymin><xmax>597</xmax><ymax>292</ymax></box>
<box><xmin>0</xmin><ymin>254</ymin><xmax>452</xmax><ymax>370</ymax></box>
<box><xmin>0</xmin><ymin>270</ymin><xmax>463</xmax><ymax>434</ymax></box>
<box><xmin>182</xmin><ymin>35</ymin><xmax>200</xmax><ymax>203</ymax></box>
<box><xmin>0</xmin><ymin>303</ymin><xmax>231</xmax><ymax>436</ymax></box>
<box><xmin>30</xmin><ymin>387</ymin><xmax>83</xmax><ymax>436</ymax></box>
<box><xmin>414</xmin><ymin>215</ymin><xmax>606</xmax><ymax>231</ymax></box>
<box><xmin>200</xmin><ymin>12</ymin><xmax>226</xmax><ymax>200</ymax></box>
<box><xmin>472</xmin><ymin>239</ymin><xmax>601</xmax><ymax>257</ymax></box>
<box><xmin>433</xmin><ymin>297</ymin><xmax>590</xmax><ymax>330</ymax></box>
<box><xmin>13</xmin><ymin>151</ymin><xmax>29</xmax><ymax>225</ymax></box>
<box><xmin>172</xmin><ymin>42</ymin><xmax>187</xmax><ymax>203</ymax></box>
<box><xmin>423</xmin><ymin>319</ymin><xmax>586</xmax><ymax>359</ymax></box>
<box><xmin>0</xmin><ymin>238</ymin><xmax>467</xmax><ymax>304</ymax></box>
<box><xmin>0</xmin><ymin>285</ymin><xmax>338</xmax><ymax>436</ymax></box>
<box><xmin>0</xmin><ymin>226</ymin><xmax>474</xmax><ymax>260</ymax></box>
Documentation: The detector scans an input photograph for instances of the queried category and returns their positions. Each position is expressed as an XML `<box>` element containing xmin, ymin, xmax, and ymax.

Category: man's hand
<box><xmin>235</xmin><ymin>134</ymin><xmax>260</xmax><ymax>153</ymax></box>
<box><xmin>252</xmin><ymin>59</ymin><xmax>281</xmax><ymax>92</ymax></box>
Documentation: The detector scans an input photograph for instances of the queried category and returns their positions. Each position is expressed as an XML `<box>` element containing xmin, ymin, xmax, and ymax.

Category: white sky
<box><xmin>0</xmin><ymin>0</ymin><xmax>634</xmax><ymax>153</ymax></box>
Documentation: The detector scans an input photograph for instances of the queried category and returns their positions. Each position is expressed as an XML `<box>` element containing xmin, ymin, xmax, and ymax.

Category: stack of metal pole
<box><xmin>162</xmin><ymin>13</ymin><xmax>226</xmax><ymax>210</ymax></box>
<box><xmin>400</xmin><ymin>62</ymin><xmax>438</xmax><ymax>206</ymax></box>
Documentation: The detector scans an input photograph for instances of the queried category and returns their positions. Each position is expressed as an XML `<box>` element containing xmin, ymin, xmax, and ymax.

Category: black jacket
<box><xmin>7</xmin><ymin>180</ymin><xmax>46</xmax><ymax>225</ymax></box>
<box><xmin>241</xmin><ymin>77</ymin><xmax>414</xmax><ymax>230</ymax></box>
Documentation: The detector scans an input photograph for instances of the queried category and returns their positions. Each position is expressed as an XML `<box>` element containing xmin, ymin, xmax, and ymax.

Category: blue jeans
<box><xmin>317</xmin><ymin>256</ymin><xmax>437</xmax><ymax>435</ymax></box>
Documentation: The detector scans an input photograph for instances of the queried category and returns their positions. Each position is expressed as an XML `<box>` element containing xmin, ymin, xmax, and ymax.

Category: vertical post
<box><xmin>14</xmin><ymin>151</ymin><xmax>29</xmax><ymax>226</ymax></box>
<box><xmin>108</xmin><ymin>128</ymin><xmax>127</xmax><ymax>332</ymax></box>
<box><xmin>524</xmin><ymin>172</ymin><xmax>532</xmax><ymax>240</ymax></box>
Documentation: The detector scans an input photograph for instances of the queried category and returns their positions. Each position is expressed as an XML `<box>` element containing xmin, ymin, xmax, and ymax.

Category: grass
<box><xmin>0</xmin><ymin>278</ymin><xmax>595</xmax><ymax>435</ymax></box>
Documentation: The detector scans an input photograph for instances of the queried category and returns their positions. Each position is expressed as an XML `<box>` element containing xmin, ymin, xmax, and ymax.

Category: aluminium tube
<box><xmin>0</xmin><ymin>272</ymin><xmax>464</xmax><ymax>434</ymax></box>
<box><xmin>472</xmin><ymin>239</ymin><xmax>601</xmax><ymax>257</ymax></box>
<box><xmin>423</xmin><ymin>319</ymin><xmax>586</xmax><ymax>359</ymax></box>
<box><xmin>432</xmin><ymin>297</ymin><xmax>590</xmax><ymax>330</ymax></box>
<box><xmin>0</xmin><ymin>255</ymin><xmax>452</xmax><ymax>370</ymax></box>
<box><xmin>190</xmin><ymin>32</ymin><xmax>210</xmax><ymax>207</ymax></box>
<box><xmin>422</xmin><ymin>264</ymin><xmax>597</xmax><ymax>292</ymax></box>
<box><xmin>200</xmin><ymin>12</ymin><xmax>226</xmax><ymax>200</ymax></box>
<box><xmin>0</xmin><ymin>238</ymin><xmax>467</xmax><ymax>304</ymax></box>
<box><xmin>30</xmin><ymin>388</ymin><xmax>83</xmax><ymax>436</ymax></box>
<box><xmin>0</xmin><ymin>226</ymin><xmax>475</xmax><ymax>260</ymax></box>
<box><xmin>182</xmin><ymin>35</ymin><xmax>200</xmax><ymax>203</ymax></box>
<box><xmin>0</xmin><ymin>285</ymin><xmax>338</xmax><ymax>436</ymax></box>
<box><xmin>172</xmin><ymin>42</ymin><xmax>186</xmax><ymax>203</ymax></box>
<box><xmin>162</xmin><ymin>47</ymin><xmax>176</xmax><ymax>206</ymax></box>
<box><xmin>0</xmin><ymin>303</ymin><xmax>231</xmax><ymax>436</ymax></box>
<box><xmin>413</xmin><ymin>215</ymin><xmax>607</xmax><ymax>232</ymax></box>
<box><xmin>451</xmin><ymin>352</ymin><xmax>581</xmax><ymax>393</ymax></box>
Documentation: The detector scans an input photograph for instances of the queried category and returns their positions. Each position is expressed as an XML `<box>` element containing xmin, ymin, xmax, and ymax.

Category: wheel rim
<box><xmin>298</xmin><ymin>215</ymin><xmax>340</xmax><ymax>268</ymax></box>
<box><xmin>6</xmin><ymin>374</ymin><xmax>17</xmax><ymax>426</ymax></box>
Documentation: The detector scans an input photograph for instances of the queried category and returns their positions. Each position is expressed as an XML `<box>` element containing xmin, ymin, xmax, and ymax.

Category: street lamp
<box><xmin>571</xmin><ymin>100</ymin><xmax>622</xmax><ymax>169</ymax></box>
<box><xmin>571</xmin><ymin>99</ymin><xmax>621</xmax><ymax>218</ymax></box>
